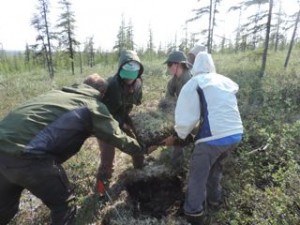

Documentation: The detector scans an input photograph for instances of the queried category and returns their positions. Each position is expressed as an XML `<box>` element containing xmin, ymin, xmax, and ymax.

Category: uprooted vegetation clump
<box><xmin>99</xmin><ymin>162</ymin><xmax>189</xmax><ymax>225</ymax></box>
<box><xmin>130</xmin><ymin>97</ymin><xmax>176</xmax><ymax>146</ymax></box>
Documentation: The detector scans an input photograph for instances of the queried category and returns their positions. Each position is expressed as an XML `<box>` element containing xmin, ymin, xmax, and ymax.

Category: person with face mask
<box><xmin>96</xmin><ymin>50</ymin><xmax>145</xmax><ymax>194</ymax></box>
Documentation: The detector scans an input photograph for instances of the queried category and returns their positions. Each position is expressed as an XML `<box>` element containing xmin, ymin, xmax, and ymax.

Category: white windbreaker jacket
<box><xmin>174</xmin><ymin>52</ymin><xmax>243</xmax><ymax>144</ymax></box>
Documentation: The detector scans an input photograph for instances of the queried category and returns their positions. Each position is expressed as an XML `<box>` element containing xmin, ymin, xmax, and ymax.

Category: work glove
<box><xmin>122</xmin><ymin>123</ymin><xmax>137</xmax><ymax>139</ymax></box>
<box><xmin>96</xmin><ymin>179</ymin><xmax>106</xmax><ymax>196</ymax></box>
<box><xmin>95</xmin><ymin>177</ymin><xmax>110</xmax><ymax>198</ymax></box>
<box><xmin>95</xmin><ymin>169</ymin><xmax>111</xmax><ymax>197</ymax></box>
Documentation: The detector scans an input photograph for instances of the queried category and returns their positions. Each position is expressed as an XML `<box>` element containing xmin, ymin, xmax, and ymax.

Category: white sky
<box><xmin>0</xmin><ymin>0</ymin><xmax>299</xmax><ymax>51</ymax></box>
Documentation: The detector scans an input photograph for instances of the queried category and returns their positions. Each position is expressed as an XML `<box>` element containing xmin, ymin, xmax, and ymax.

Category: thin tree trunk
<box><xmin>211</xmin><ymin>0</ymin><xmax>218</xmax><ymax>51</ymax></box>
<box><xmin>284</xmin><ymin>9</ymin><xmax>300</xmax><ymax>69</ymax></box>
<box><xmin>207</xmin><ymin>0</ymin><xmax>213</xmax><ymax>53</ymax></box>
<box><xmin>42</xmin><ymin>0</ymin><xmax>54</xmax><ymax>79</ymax></box>
<box><xmin>260</xmin><ymin>0</ymin><xmax>273</xmax><ymax>78</ymax></box>
<box><xmin>252</xmin><ymin>4</ymin><xmax>261</xmax><ymax>50</ymax></box>
<box><xmin>235</xmin><ymin>8</ymin><xmax>242</xmax><ymax>53</ymax></box>
<box><xmin>68</xmin><ymin>26</ymin><xmax>75</xmax><ymax>75</ymax></box>
<box><xmin>274</xmin><ymin>1</ymin><xmax>282</xmax><ymax>52</ymax></box>
<box><xmin>79</xmin><ymin>47</ymin><xmax>83</xmax><ymax>74</ymax></box>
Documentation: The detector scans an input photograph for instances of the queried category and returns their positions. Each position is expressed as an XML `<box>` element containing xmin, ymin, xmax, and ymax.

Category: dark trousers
<box><xmin>97</xmin><ymin>141</ymin><xmax>144</xmax><ymax>180</ymax></box>
<box><xmin>0</xmin><ymin>155</ymin><xmax>75</xmax><ymax>225</ymax></box>
<box><xmin>171</xmin><ymin>145</ymin><xmax>184</xmax><ymax>168</ymax></box>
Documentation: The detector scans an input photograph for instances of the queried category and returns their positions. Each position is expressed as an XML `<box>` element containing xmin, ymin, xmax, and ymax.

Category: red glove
<box><xmin>96</xmin><ymin>180</ymin><xmax>105</xmax><ymax>196</ymax></box>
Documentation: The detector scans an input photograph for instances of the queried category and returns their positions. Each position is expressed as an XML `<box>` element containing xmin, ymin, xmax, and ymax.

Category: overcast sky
<box><xmin>0</xmin><ymin>0</ymin><xmax>298</xmax><ymax>51</ymax></box>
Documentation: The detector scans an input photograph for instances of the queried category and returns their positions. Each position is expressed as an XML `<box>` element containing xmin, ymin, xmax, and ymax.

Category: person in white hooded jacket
<box><xmin>162</xmin><ymin>52</ymin><xmax>243</xmax><ymax>225</ymax></box>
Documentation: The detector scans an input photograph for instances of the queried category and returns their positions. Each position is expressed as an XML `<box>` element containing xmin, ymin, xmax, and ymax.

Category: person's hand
<box><xmin>123</xmin><ymin>78</ymin><xmax>142</xmax><ymax>93</ymax></box>
<box><xmin>147</xmin><ymin>145</ymin><xmax>159</xmax><ymax>154</ymax></box>
<box><xmin>122</xmin><ymin>123</ymin><xmax>132</xmax><ymax>131</ymax></box>
<box><xmin>122</xmin><ymin>123</ymin><xmax>136</xmax><ymax>138</ymax></box>
<box><xmin>160</xmin><ymin>135</ymin><xmax>177</xmax><ymax>146</ymax></box>
<box><xmin>133</xmin><ymin>78</ymin><xmax>142</xmax><ymax>90</ymax></box>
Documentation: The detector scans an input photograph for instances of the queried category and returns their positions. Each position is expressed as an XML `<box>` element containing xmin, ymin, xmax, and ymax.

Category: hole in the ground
<box><xmin>125</xmin><ymin>175</ymin><xmax>185</xmax><ymax>218</ymax></box>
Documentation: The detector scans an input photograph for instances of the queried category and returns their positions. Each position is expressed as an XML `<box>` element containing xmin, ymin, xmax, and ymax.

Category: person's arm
<box><xmin>159</xmin><ymin>79</ymin><xmax>200</xmax><ymax>147</ymax></box>
<box><xmin>160</xmin><ymin>131</ymin><xmax>194</xmax><ymax>147</ymax></box>
<box><xmin>117</xmin><ymin>77</ymin><xmax>143</xmax><ymax>130</ymax></box>
<box><xmin>165</xmin><ymin>78</ymin><xmax>175</xmax><ymax>98</ymax></box>
<box><xmin>132</xmin><ymin>78</ymin><xmax>143</xmax><ymax>105</ymax></box>
<box><xmin>90</xmin><ymin>102</ymin><xmax>145</xmax><ymax>156</ymax></box>
<box><xmin>175</xmin><ymin>79</ymin><xmax>201</xmax><ymax>139</ymax></box>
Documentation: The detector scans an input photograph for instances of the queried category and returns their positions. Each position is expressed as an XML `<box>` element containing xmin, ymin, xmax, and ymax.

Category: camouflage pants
<box><xmin>0</xmin><ymin>154</ymin><xmax>76</xmax><ymax>225</ymax></box>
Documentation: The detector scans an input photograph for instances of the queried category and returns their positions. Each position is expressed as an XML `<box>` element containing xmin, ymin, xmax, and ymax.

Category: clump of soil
<box><xmin>125</xmin><ymin>175</ymin><xmax>184</xmax><ymax>218</ymax></box>
<box><xmin>100</xmin><ymin>163</ymin><xmax>189</xmax><ymax>225</ymax></box>
<box><xmin>130</xmin><ymin>98</ymin><xmax>176</xmax><ymax>146</ymax></box>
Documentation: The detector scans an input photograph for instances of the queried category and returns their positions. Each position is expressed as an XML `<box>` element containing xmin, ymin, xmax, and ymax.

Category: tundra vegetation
<box><xmin>1</xmin><ymin>47</ymin><xmax>300</xmax><ymax>225</ymax></box>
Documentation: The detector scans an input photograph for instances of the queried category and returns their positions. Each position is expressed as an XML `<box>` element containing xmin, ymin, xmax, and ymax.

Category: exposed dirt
<box><xmin>99</xmin><ymin>161</ymin><xmax>190</xmax><ymax>225</ymax></box>
<box><xmin>125</xmin><ymin>175</ymin><xmax>184</xmax><ymax>218</ymax></box>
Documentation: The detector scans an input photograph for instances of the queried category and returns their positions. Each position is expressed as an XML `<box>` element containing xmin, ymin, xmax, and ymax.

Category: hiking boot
<box><xmin>185</xmin><ymin>211</ymin><xmax>204</xmax><ymax>225</ymax></box>
<box><xmin>208</xmin><ymin>199</ymin><xmax>222</xmax><ymax>209</ymax></box>
<box><xmin>189</xmin><ymin>222</ymin><xmax>203</xmax><ymax>225</ymax></box>
<box><xmin>185</xmin><ymin>210</ymin><xmax>212</xmax><ymax>225</ymax></box>
<box><xmin>207</xmin><ymin>192</ymin><xmax>228</xmax><ymax>210</ymax></box>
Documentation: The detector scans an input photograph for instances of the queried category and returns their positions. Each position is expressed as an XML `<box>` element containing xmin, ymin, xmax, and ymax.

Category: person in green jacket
<box><xmin>96</xmin><ymin>50</ymin><xmax>144</xmax><ymax>187</ymax></box>
<box><xmin>163</xmin><ymin>51</ymin><xmax>193</xmax><ymax>169</ymax></box>
<box><xmin>0</xmin><ymin>74</ymin><xmax>146</xmax><ymax>225</ymax></box>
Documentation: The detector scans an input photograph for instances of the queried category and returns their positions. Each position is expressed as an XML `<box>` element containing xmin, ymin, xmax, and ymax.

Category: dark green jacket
<box><xmin>0</xmin><ymin>84</ymin><xmax>143</xmax><ymax>162</ymax></box>
<box><xmin>102</xmin><ymin>50</ymin><xmax>144</xmax><ymax>126</ymax></box>
<box><xmin>166</xmin><ymin>69</ymin><xmax>192</xmax><ymax>99</ymax></box>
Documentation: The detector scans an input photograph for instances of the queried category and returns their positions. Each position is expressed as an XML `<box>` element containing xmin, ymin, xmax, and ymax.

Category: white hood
<box><xmin>192</xmin><ymin>52</ymin><xmax>216</xmax><ymax>75</ymax></box>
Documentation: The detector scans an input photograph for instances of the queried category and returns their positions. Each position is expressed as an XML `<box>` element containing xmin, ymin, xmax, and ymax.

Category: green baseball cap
<box><xmin>119</xmin><ymin>61</ymin><xmax>140</xmax><ymax>80</ymax></box>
